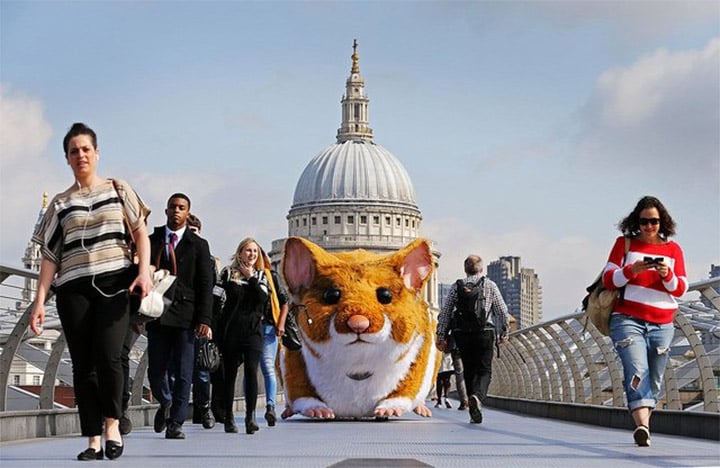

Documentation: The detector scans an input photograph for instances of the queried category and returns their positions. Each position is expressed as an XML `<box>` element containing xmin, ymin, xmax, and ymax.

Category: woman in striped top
<box><xmin>29</xmin><ymin>123</ymin><xmax>152</xmax><ymax>461</ymax></box>
<box><xmin>603</xmin><ymin>196</ymin><xmax>688</xmax><ymax>448</ymax></box>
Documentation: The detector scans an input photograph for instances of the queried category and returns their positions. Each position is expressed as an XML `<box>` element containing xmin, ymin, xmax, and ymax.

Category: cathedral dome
<box><xmin>291</xmin><ymin>139</ymin><xmax>418</xmax><ymax>211</ymax></box>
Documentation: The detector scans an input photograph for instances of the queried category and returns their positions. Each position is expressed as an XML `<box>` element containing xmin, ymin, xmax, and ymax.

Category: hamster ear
<box><xmin>282</xmin><ymin>237</ymin><xmax>318</xmax><ymax>297</ymax></box>
<box><xmin>398</xmin><ymin>239</ymin><xmax>434</xmax><ymax>291</ymax></box>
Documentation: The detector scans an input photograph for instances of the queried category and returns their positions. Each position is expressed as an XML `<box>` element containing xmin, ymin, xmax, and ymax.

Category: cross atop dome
<box><xmin>351</xmin><ymin>38</ymin><xmax>359</xmax><ymax>74</ymax></box>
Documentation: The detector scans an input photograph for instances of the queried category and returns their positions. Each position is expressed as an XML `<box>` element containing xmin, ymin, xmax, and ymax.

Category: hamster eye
<box><xmin>376</xmin><ymin>287</ymin><xmax>392</xmax><ymax>304</ymax></box>
<box><xmin>322</xmin><ymin>288</ymin><xmax>341</xmax><ymax>305</ymax></box>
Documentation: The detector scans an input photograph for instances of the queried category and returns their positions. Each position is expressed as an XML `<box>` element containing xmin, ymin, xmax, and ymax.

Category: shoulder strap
<box><xmin>618</xmin><ymin>237</ymin><xmax>630</xmax><ymax>304</ymax></box>
<box><xmin>111</xmin><ymin>179</ymin><xmax>137</xmax><ymax>259</ymax></box>
<box><xmin>153</xmin><ymin>239</ymin><xmax>177</xmax><ymax>275</ymax></box>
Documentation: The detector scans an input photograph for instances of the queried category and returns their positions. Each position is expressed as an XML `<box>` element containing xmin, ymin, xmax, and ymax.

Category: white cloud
<box><xmin>0</xmin><ymin>86</ymin><xmax>63</xmax><ymax>264</ymax></box>
<box><xmin>574</xmin><ymin>38</ymin><xmax>720</xmax><ymax>180</ymax></box>
<box><xmin>0</xmin><ymin>85</ymin><xmax>53</xmax><ymax>165</ymax></box>
<box><xmin>596</xmin><ymin>38</ymin><xmax>720</xmax><ymax>127</ymax></box>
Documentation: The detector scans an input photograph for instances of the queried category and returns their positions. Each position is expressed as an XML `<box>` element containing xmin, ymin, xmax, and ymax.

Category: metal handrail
<box><xmin>490</xmin><ymin>277</ymin><xmax>720</xmax><ymax>413</ymax></box>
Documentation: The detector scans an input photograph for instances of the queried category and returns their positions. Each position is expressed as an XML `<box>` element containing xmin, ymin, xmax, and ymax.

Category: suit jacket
<box><xmin>146</xmin><ymin>226</ymin><xmax>213</xmax><ymax>330</ymax></box>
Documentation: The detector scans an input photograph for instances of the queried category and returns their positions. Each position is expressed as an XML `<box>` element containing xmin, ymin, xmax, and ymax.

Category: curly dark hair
<box><xmin>618</xmin><ymin>195</ymin><xmax>676</xmax><ymax>239</ymax></box>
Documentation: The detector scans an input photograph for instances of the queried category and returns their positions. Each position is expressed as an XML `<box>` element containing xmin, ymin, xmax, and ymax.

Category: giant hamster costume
<box><xmin>280</xmin><ymin>236</ymin><xmax>439</xmax><ymax>419</ymax></box>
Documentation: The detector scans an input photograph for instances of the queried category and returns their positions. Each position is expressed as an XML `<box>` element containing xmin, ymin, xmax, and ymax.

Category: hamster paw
<box><xmin>303</xmin><ymin>407</ymin><xmax>335</xmax><ymax>419</ymax></box>
<box><xmin>413</xmin><ymin>403</ymin><xmax>433</xmax><ymax>417</ymax></box>
<box><xmin>293</xmin><ymin>397</ymin><xmax>335</xmax><ymax>419</ymax></box>
<box><xmin>374</xmin><ymin>407</ymin><xmax>405</xmax><ymax>418</ymax></box>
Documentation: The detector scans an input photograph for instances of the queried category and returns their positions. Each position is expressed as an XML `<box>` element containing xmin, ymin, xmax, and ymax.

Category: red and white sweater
<box><xmin>602</xmin><ymin>236</ymin><xmax>687</xmax><ymax>325</ymax></box>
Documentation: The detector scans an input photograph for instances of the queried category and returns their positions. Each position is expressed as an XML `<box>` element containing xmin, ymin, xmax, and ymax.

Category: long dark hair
<box><xmin>618</xmin><ymin>195</ymin><xmax>676</xmax><ymax>239</ymax></box>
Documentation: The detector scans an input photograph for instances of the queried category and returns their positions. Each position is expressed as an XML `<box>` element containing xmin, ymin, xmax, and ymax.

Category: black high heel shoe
<box><xmin>77</xmin><ymin>447</ymin><xmax>103</xmax><ymax>461</ymax></box>
<box><xmin>224</xmin><ymin>419</ymin><xmax>238</xmax><ymax>433</ymax></box>
<box><xmin>224</xmin><ymin>412</ymin><xmax>238</xmax><ymax>433</ymax></box>
<box><xmin>245</xmin><ymin>417</ymin><xmax>259</xmax><ymax>435</ymax></box>
<box><xmin>105</xmin><ymin>440</ymin><xmax>124</xmax><ymax>460</ymax></box>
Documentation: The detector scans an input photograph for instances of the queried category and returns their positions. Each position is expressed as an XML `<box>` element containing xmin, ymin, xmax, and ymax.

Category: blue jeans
<box><xmin>610</xmin><ymin>314</ymin><xmax>674</xmax><ymax>412</ymax></box>
<box><xmin>260</xmin><ymin>324</ymin><xmax>279</xmax><ymax>407</ymax></box>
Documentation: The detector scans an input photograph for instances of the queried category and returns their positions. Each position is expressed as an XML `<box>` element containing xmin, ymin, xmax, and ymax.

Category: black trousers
<box><xmin>220</xmin><ymin>345</ymin><xmax>261</xmax><ymax>420</ymax></box>
<box><xmin>454</xmin><ymin>329</ymin><xmax>495</xmax><ymax>404</ymax></box>
<box><xmin>55</xmin><ymin>273</ymin><xmax>130</xmax><ymax>437</ymax></box>
<box><xmin>192</xmin><ymin>337</ymin><xmax>211</xmax><ymax>408</ymax></box>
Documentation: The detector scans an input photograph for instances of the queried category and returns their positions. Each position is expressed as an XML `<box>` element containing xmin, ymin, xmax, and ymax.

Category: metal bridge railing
<box><xmin>1</xmin><ymin>263</ymin><xmax>718</xmax><ymax>440</ymax></box>
<box><xmin>0</xmin><ymin>264</ymin><xmax>151</xmax><ymax>412</ymax></box>
<box><xmin>490</xmin><ymin>277</ymin><xmax>720</xmax><ymax>414</ymax></box>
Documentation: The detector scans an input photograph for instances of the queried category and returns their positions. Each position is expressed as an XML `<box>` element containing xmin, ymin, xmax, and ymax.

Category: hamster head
<box><xmin>282</xmin><ymin>237</ymin><xmax>434</xmax><ymax>346</ymax></box>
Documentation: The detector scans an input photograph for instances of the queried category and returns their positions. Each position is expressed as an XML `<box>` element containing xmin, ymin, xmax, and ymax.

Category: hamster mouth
<box><xmin>347</xmin><ymin>336</ymin><xmax>371</xmax><ymax>345</ymax></box>
<box><xmin>346</xmin><ymin>371</ymin><xmax>373</xmax><ymax>381</ymax></box>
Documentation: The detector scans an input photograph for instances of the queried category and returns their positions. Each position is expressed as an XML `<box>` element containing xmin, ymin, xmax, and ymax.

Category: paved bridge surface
<box><xmin>1</xmin><ymin>402</ymin><xmax>718</xmax><ymax>467</ymax></box>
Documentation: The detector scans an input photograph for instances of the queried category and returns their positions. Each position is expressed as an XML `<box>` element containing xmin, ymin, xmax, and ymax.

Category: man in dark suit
<box><xmin>147</xmin><ymin>193</ymin><xmax>213</xmax><ymax>440</ymax></box>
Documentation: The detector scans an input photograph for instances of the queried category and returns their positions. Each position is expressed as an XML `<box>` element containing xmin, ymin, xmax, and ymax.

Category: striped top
<box><xmin>32</xmin><ymin>178</ymin><xmax>150</xmax><ymax>288</ymax></box>
<box><xmin>602</xmin><ymin>236</ymin><xmax>688</xmax><ymax>325</ymax></box>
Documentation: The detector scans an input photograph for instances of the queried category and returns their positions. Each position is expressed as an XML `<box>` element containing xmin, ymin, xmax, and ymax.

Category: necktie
<box><xmin>167</xmin><ymin>232</ymin><xmax>178</xmax><ymax>260</ymax></box>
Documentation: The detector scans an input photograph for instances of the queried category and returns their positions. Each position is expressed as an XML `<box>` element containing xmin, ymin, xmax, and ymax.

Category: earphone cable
<box><xmin>79</xmin><ymin>194</ymin><xmax>128</xmax><ymax>299</ymax></box>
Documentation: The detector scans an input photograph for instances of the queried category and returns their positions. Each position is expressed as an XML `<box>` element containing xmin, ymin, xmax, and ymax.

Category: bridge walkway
<box><xmin>1</xmin><ymin>401</ymin><xmax>718</xmax><ymax>467</ymax></box>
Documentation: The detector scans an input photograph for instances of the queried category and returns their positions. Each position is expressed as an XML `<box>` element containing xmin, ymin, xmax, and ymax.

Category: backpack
<box><xmin>453</xmin><ymin>278</ymin><xmax>487</xmax><ymax>332</ymax></box>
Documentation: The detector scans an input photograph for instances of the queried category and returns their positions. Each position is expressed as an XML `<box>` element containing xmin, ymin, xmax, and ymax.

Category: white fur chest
<box><xmin>301</xmin><ymin>314</ymin><xmax>425</xmax><ymax>416</ymax></box>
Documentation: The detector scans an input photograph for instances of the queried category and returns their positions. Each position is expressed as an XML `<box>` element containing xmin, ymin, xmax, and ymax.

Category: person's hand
<box><xmin>497</xmin><ymin>334</ymin><xmax>509</xmax><ymax>344</ymax></box>
<box><xmin>436</xmin><ymin>339</ymin><xmax>447</xmax><ymax>352</ymax></box>
<box><xmin>129</xmin><ymin>269</ymin><xmax>153</xmax><ymax>298</ymax></box>
<box><xmin>196</xmin><ymin>323</ymin><xmax>212</xmax><ymax>339</ymax></box>
<box><xmin>630</xmin><ymin>259</ymin><xmax>656</xmax><ymax>275</ymax></box>
<box><xmin>276</xmin><ymin>326</ymin><xmax>285</xmax><ymax>337</ymax></box>
<box><xmin>654</xmin><ymin>261</ymin><xmax>670</xmax><ymax>279</ymax></box>
<box><xmin>29</xmin><ymin>302</ymin><xmax>45</xmax><ymax>335</ymax></box>
<box><xmin>238</xmin><ymin>262</ymin><xmax>253</xmax><ymax>279</ymax></box>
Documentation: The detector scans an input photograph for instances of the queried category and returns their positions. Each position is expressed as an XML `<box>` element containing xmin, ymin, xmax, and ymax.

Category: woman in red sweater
<box><xmin>603</xmin><ymin>196</ymin><xmax>687</xmax><ymax>447</ymax></box>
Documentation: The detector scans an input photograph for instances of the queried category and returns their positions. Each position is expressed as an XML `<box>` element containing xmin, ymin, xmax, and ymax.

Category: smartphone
<box><xmin>643</xmin><ymin>256</ymin><xmax>663</xmax><ymax>264</ymax></box>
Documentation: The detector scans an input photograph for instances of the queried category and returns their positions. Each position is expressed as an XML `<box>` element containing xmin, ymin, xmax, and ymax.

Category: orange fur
<box><xmin>280</xmin><ymin>237</ymin><xmax>438</xmax><ymax>419</ymax></box>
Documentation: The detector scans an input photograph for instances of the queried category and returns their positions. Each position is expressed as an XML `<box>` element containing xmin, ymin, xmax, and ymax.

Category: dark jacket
<box><xmin>216</xmin><ymin>268</ymin><xmax>269</xmax><ymax>350</ymax></box>
<box><xmin>146</xmin><ymin>226</ymin><xmax>213</xmax><ymax>330</ymax></box>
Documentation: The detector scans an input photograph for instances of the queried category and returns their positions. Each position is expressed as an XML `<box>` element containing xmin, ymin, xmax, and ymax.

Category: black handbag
<box><xmin>281</xmin><ymin>305</ymin><xmax>303</xmax><ymax>351</ymax></box>
<box><xmin>196</xmin><ymin>339</ymin><xmax>222</xmax><ymax>372</ymax></box>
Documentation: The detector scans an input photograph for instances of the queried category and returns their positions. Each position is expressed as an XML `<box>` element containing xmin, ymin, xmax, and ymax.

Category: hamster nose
<box><xmin>347</xmin><ymin>315</ymin><xmax>370</xmax><ymax>334</ymax></box>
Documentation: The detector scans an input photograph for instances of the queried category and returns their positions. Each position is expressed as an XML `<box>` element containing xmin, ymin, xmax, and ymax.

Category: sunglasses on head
<box><xmin>639</xmin><ymin>217</ymin><xmax>660</xmax><ymax>226</ymax></box>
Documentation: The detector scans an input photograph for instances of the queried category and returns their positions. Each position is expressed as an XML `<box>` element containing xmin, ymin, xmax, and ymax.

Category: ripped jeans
<box><xmin>610</xmin><ymin>313</ymin><xmax>674</xmax><ymax>412</ymax></box>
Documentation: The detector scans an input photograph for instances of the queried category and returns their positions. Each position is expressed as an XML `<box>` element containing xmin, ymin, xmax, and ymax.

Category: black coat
<box><xmin>146</xmin><ymin>226</ymin><xmax>213</xmax><ymax>330</ymax></box>
<box><xmin>216</xmin><ymin>269</ymin><xmax>269</xmax><ymax>352</ymax></box>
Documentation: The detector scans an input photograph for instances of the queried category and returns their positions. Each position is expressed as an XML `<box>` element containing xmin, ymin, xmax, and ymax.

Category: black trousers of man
<box><xmin>453</xmin><ymin>329</ymin><xmax>495</xmax><ymax>404</ymax></box>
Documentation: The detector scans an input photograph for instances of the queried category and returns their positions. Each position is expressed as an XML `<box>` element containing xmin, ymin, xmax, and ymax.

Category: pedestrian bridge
<box><xmin>1</xmin><ymin>264</ymin><xmax>718</xmax><ymax>466</ymax></box>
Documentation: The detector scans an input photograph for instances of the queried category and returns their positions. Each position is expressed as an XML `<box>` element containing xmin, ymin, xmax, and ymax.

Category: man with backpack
<box><xmin>436</xmin><ymin>255</ymin><xmax>510</xmax><ymax>424</ymax></box>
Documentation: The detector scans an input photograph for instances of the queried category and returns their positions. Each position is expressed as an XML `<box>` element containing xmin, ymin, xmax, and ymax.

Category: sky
<box><xmin>1</xmin><ymin>0</ymin><xmax>718</xmax><ymax>321</ymax></box>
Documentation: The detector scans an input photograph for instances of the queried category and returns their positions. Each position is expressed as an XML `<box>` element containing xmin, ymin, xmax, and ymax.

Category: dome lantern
<box><xmin>336</xmin><ymin>39</ymin><xmax>373</xmax><ymax>143</ymax></box>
